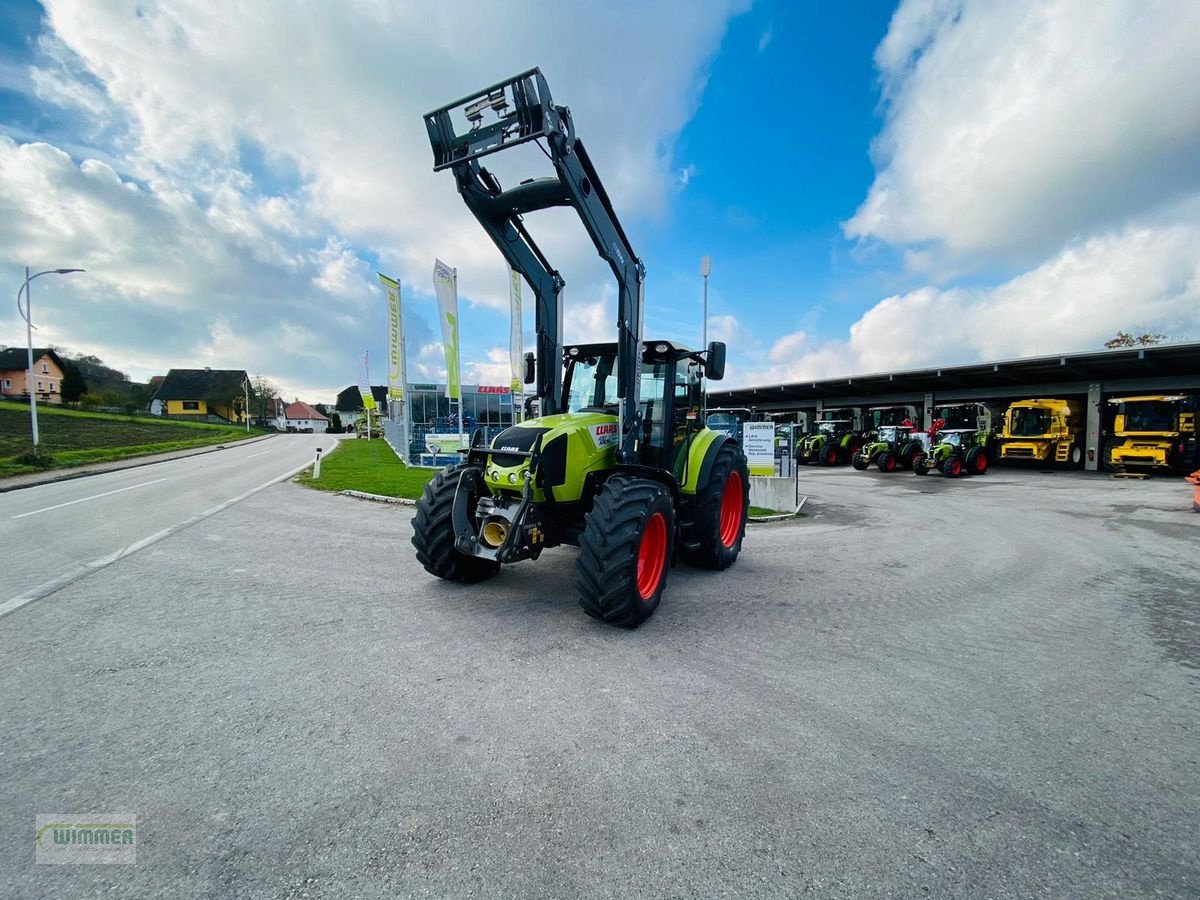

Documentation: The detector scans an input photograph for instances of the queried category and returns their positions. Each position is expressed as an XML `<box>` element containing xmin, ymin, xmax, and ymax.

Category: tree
<box><xmin>248</xmin><ymin>375</ymin><xmax>280</xmax><ymax>424</ymax></box>
<box><xmin>60</xmin><ymin>362</ymin><xmax>87</xmax><ymax>405</ymax></box>
<box><xmin>1104</xmin><ymin>330</ymin><xmax>1167</xmax><ymax>349</ymax></box>
<box><xmin>328</xmin><ymin>412</ymin><xmax>343</xmax><ymax>433</ymax></box>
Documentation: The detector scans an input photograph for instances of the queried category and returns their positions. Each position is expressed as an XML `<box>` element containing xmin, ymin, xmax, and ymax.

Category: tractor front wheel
<box><xmin>913</xmin><ymin>453</ymin><xmax>928</xmax><ymax>475</ymax></box>
<box><xmin>411</xmin><ymin>464</ymin><xmax>500</xmax><ymax>583</ymax></box>
<box><xmin>576</xmin><ymin>477</ymin><xmax>675</xmax><ymax>628</ymax></box>
<box><xmin>821</xmin><ymin>445</ymin><xmax>839</xmax><ymax>466</ymax></box>
<box><xmin>877</xmin><ymin>451</ymin><xmax>897</xmax><ymax>473</ymax></box>
<box><xmin>851</xmin><ymin>454</ymin><xmax>869</xmax><ymax>471</ymax></box>
<box><xmin>680</xmin><ymin>443</ymin><xmax>750</xmax><ymax>571</ymax></box>
<box><xmin>944</xmin><ymin>456</ymin><xmax>964</xmax><ymax>478</ymax></box>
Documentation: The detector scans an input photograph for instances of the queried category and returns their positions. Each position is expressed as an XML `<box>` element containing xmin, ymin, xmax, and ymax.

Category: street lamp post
<box><xmin>700</xmin><ymin>255</ymin><xmax>711</xmax><ymax>413</ymax></box>
<box><xmin>16</xmin><ymin>267</ymin><xmax>85</xmax><ymax>449</ymax></box>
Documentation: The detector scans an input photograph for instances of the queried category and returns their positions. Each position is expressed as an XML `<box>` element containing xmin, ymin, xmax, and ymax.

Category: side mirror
<box><xmin>706</xmin><ymin>341</ymin><xmax>726</xmax><ymax>381</ymax></box>
<box><xmin>523</xmin><ymin>352</ymin><xmax>536</xmax><ymax>385</ymax></box>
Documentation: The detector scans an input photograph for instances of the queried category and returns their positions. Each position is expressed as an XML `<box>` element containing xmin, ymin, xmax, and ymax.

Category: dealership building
<box><xmin>708</xmin><ymin>342</ymin><xmax>1200</xmax><ymax>471</ymax></box>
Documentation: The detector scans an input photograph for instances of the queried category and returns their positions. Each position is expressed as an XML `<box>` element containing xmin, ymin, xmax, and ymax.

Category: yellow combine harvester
<box><xmin>1104</xmin><ymin>394</ymin><xmax>1198</xmax><ymax>473</ymax></box>
<box><xmin>997</xmin><ymin>398</ymin><xmax>1085</xmax><ymax>468</ymax></box>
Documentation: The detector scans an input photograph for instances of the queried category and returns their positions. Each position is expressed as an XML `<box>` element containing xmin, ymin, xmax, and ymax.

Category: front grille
<box><xmin>488</xmin><ymin>426</ymin><xmax>548</xmax><ymax>468</ymax></box>
<box><xmin>1006</xmin><ymin>448</ymin><xmax>1035</xmax><ymax>458</ymax></box>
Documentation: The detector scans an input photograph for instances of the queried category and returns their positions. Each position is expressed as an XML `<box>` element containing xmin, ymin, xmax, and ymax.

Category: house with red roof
<box><xmin>279</xmin><ymin>400</ymin><xmax>329</xmax><ymax>433</ymax></box>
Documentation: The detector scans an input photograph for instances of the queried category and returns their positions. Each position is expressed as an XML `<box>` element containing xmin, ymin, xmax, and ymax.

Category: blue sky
<box><xmin>1</xmin><ymin>1</ymin><xmax>1198</xmax><ymax>402</ymax></box>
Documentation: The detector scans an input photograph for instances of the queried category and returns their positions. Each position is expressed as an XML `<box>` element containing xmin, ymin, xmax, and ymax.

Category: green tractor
<box><xmin>412</xmin><ymin>69</ymin><xmax>749</xmax><ymax>628</ymax></box>
<box><xmin>852</xmin><ymin>424</ymin><xmax>927</xmax><ymax>472</ymax></box>
<box><xmin>912</xmin><ymin>403</ymin><xmax>998</xmax><ymax>477</ymax></box>
<box><xmin>796</xmin><ymin>408</ymin><xmax>864</xmax><ymax>466</ymax></box>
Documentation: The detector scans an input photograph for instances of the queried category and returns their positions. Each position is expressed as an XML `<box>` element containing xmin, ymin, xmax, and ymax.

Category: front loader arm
<box><xmin>424</xmin><ymin>68</ymin><xmax>645</xmax><ymax>462</ymax></box>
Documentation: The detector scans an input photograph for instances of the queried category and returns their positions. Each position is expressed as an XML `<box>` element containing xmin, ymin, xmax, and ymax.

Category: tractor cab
<box><xmin>560</xmin><ymin>340</ymin><xmax>718</xmax><ymax>472</ymax></box>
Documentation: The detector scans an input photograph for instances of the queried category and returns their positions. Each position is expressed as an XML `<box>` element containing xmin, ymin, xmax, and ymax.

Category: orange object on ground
<box><xmin>1187</xmin><ymin>471</ymin><xmax>1200</xmax><ymax>512</ymax></box>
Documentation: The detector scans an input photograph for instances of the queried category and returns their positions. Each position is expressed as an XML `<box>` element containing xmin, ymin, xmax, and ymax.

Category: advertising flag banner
<box><xmin>379</xmin><ymin>273</ymin><xmax>406</xmax><ymax>401</ymax></box>
<box><xmin>432</xmin><ymin>259</ymin><xmax>461</xmax><ymax>400</ymax></box>
<box><xmin>508</xmin><ymin>266</ymin><xmax>523</xmax><ymax>394</ymax></box>
<box><xmin>358</xmin><ymin>351</ymin><xmax>376</xmax><ymax>411</ymax></box>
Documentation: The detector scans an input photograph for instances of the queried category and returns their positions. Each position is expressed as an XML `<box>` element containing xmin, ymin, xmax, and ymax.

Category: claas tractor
<box><xmin>797</xmin><ymin>408</ymin><xmax>864</xmax><ymax>466</ymax></box>
<box><xmin>852</xmin><ymin>424</ymin><xmax>927</xmax><ymax>472</ymax></box>
<box><xmin>864</xmin><ymin>404</ymin><xmax>920</xmax><ymax>434</ymax></box>
<box><xmin>413</xmin><ymin>69</ymin><xmax>749</xmax><ymax>628</ymax></box>
<box><xmin>1103</xmin><ymin>394</ymin><xmax>1199</xmax><ymax>473</ymax></box>
<box><xmin>998</xmin><ymin>398</ymin><xmax>1085</xmax><ymax>468</ymax></box>
<box><xmin>913</xmin><ymin>403</ymin><xmax>997</xmax><ymax>477</ymax></box>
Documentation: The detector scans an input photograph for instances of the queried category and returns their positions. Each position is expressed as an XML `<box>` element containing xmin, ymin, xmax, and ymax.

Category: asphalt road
<box><xmin>1</xmin><ymin>464</ymin><xmax>1197</xmax><ymax>898</ymax></box>
<box><xmin>0</xmin><ymin>433</ymin><xmax>333</xmax><ymax>616</ymax></box>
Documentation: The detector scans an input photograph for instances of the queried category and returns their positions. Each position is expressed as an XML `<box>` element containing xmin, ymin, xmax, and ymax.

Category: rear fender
<box><xmin>677</xmin><ymin>429</ymin><xmax>732</xmax><ymax>495</ymax></box>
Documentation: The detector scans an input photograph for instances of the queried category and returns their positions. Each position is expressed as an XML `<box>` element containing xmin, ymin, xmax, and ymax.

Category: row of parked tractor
<box><xmin>709</xmin><ymin>393</ymin><xmax>1198</xmax><ymax>479</ymax></box>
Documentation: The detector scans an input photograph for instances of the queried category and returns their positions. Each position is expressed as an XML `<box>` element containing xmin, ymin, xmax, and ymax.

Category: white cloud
<box><xmin>846</xmin><ymin>0</ymin><xmax>1200</xmax><ymax>271</ymax></box>
<box><xmin>742</xmin><ymin>202</ymin><xmax>1200</xmax><ymax>386</ymax></box>
<box><xmin>1</xmin><ymin>0</ymin><xmax>749</xmax><ymax>402</ymax></box>
<box><xmin>757</xmin><ymin>25</ymin><xmax>773</xmax><ymax>53</ymax></box>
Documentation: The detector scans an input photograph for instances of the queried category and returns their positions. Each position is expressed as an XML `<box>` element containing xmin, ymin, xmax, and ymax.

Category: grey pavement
<box><xmin>0</xmin><ymin>433</ymin><xmax>336</xmax><ymax>613</ymax></box>
<box><xmin>0</xmin><ymin>464</ymin><xmax>1197</xmax><ymax>898</ymax></box>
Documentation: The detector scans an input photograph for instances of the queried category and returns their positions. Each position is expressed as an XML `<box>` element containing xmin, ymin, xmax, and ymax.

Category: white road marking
<box><xmin>0</xmin><ymin>458</ymin><xmax>315</xmax><ymax>620</ymax></box>
<box><xmin>10</xmin><ymin>478</ymin><xmax>169</xmax><ymax>520</ymax></box>
<box><xmin>244</xmin><ymin>449</ymin><xmax>273</xmax><ymax>459</ymax></box>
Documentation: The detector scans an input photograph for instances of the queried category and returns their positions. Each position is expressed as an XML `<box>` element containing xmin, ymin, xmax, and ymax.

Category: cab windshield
<box><xmin>565</xmin><ymin>355</ymin><xmax>618</xmax><ymax>413</ymax></box>
<box><xmin>878</xmin><ymin>426</ymin><xmax>899</xmax><ymax>443</ymax></box>
<box><xmin>1121</xmin><ymin>401</ymin><xmax>1177</xmax><ymax>433</ymax></box>
<box><xmin>941</xmin><ymin>431</ymin><xmax>964</xmax><ymax>448</ymax></box>
<box><xmin>1010</xmin><ymin>408</ymin><xmax>1051</xmax><ymax>436</ymax></box>
<box><xmin>818</xmin><ymin>421</ymin><xmax>846</xmax><ymax>436</ymax></box>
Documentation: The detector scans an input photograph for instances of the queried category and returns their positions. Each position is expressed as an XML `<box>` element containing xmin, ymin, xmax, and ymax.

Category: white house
<box><xmin>279</xmin><ymin>400</ymin><xmax>329</xmax><ymax>433</ymax></box>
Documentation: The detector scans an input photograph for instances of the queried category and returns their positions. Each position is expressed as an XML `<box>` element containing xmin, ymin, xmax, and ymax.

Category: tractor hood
<box><xmin>484</xmin><ymin>410</ymin><xmax>618</xmax><ymax>502</ymax></box>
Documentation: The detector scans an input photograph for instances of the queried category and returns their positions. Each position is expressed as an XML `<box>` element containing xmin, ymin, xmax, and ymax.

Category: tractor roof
<box><xmin>564</xmin><ymin>340</ymin><xmax>697</xmax><ymax>363</ymax></box>
<box><xmin>1107</xmin><ymin>394</ymin><xmax>1187</xmax><ymax>404</ymax></box>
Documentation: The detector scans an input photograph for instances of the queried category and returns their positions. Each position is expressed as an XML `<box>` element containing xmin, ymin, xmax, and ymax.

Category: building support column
<box><xmin>1085</xmin><ymin>382</ymin><xmax>1103</xmax><ymax>472</ymax></box>
<box><xmin>923</xmin><ymin>393</ymin><xmax>934</xmax><ymax>430</ymax></box>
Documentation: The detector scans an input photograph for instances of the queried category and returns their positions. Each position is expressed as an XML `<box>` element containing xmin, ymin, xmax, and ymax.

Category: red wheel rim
<box><xmin>975</xmin><ymin>454</ymin><xmax>987</xmax><ymax>473</ymax></box>
<box><xmin>719</xmin><ymin>471</ymin><xmax>744</xmax><ymax>548</ymax></box>
<box><xmin>636</xmin><ymin>512</ymin><xmax>668</xmax><ymax>600</ymax></box>
<box><xmin>948</xmin><ymin>459</ymin><xmax>961</xmax><ymax>476</ymax></box>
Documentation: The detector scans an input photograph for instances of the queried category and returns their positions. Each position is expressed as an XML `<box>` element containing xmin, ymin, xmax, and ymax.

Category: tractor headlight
<box><xmin>507</xmin><ymin>472</ymin><xmax>518</xmax><ymax>484</ymax></box>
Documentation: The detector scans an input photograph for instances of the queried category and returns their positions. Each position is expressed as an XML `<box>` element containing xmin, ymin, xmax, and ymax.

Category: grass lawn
<box><xmin>297</xmin><ymin>438</ymin><xmax>436</xmax><ymax>499</ymax></box>
<box><xmin>0</xmin><ymin>401</ymin><xmax>262</xmax><ymax>478</ymax></box>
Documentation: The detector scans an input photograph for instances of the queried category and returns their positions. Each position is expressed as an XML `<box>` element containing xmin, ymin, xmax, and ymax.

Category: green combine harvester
<box><xmin>412</xmin><ymin>69</ymin><xmax>750</xmax><ymax>627</ymax></box>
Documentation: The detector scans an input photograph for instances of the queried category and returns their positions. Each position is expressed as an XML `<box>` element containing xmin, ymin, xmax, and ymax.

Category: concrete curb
<box><xmin>748</xmin><ymin>496</ymin><xmax>808</xmax><ymax>523</ymax></box>
<box><xmin>339</xmin><ymin>490</ymin><xmax>417</xmax><ymax>506</ymax></box>
<box><xmin>0</xmin><ymin>433</ymin><xmax>278</xmax><ymax>493</ymax></box>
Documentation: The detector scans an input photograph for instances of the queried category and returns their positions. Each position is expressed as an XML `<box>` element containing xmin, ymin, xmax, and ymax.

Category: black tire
<box><xmin>1103</xmin><ymin>438</ymin><xmax>1120</xmax><ymax>472</ymax></box>
<box><xmin>877</xmin><ymin>451</ymin><xmax>897</xmax><ymax>473</ymax></box>
<box><xmin>944</xmin><ymin>455</ymin><xmax>964</xmax><ymax>478</ymax></box>
<box><xmin>899</xmin><ymin>441</ymin><xmax>921</xmax><ymax>469</ymax></box>
<box><xmin>851</xmin><ymin>454</ymin><xmax>869</xmax><ymax>471</ymax></box>
<box><xmin>680</xmin><ymin>443</ymin><xmax>749</xmax><ymax>570</ymax></box>
<box><xmin>913</xmin><ymin>453</ymin><xmax>928</xmax><ymax>475</ymax></box>
<box><xmin>821</xmin><ymin>444</ymin><xmax>840</xmax><ymax>466</ymax></box>
<box><xmin>411</xmin><ymin>464</ymin><xmax>500</xmax><ymax>583</ymax></box>
<box><xmin>576</xmin><ymin>477</ymin><xmax>675</xmax><ymax>628</ymax></box>
<box><xmin>965</xmin><ymin>446</ymin><xmax>988</xmax><ymax>475</ymax></box>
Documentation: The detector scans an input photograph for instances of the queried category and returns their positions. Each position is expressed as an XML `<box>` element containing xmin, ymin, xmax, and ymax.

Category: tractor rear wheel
<box><xmin>900</xmin><ymin>441</ymin><xmax>921</xmax><ymax>469</ymax></box>
<box><xmin>944</xmin><ymin>456</ymin><xmax>964</xmax><ymax>477</ymax></box>
<box><xmin>965</xmin><ymin>446</ymin><xmax>988</xmax><ymax>475</ymax></box>
<box><xmin>411</xmin><ymin>464</ymin><xmax>500</xmax><ymax>583</ymax></box>
<box><xmin>680</xmin><ymin>443</ymin><xmax>750</xmax><ymax>570</ymax></box>
<box><xmin>913</xmin><ymin>453</ymin><xmax>928</xmax><ymax>475</ymax></box>
<box><xmin>877</xmin><ymin>451</ymin><xmax>897</xmax><ymax>473</ymax></box>
<box><xmin>576</xmin><ymin>477</ymin><xmax>675</xmax><ymax>627</ymax></box>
